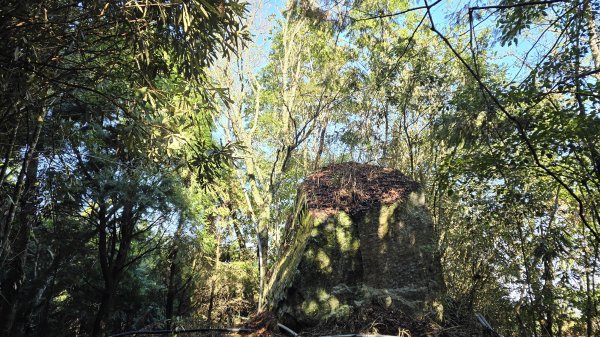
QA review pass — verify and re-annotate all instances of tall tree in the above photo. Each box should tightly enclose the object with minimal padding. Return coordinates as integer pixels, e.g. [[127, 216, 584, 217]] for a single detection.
[[209, 0, 351, 309], [424, 0, 600, 334], [0, 0, 247, 335]]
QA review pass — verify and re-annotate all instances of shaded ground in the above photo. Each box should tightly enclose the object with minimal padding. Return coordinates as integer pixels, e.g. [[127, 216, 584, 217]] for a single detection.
[[244, 309, 478, 337]]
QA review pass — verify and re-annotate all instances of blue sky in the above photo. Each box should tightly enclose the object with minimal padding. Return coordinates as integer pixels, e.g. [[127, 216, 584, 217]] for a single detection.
[[241, 0, 547, 81]]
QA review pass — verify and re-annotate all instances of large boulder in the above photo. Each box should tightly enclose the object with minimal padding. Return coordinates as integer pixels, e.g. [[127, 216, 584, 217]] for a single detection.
[[264, 162, 444, 329]]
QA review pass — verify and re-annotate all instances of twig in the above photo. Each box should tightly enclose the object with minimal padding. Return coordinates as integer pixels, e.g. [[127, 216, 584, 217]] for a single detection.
[[379, 13, 427, 87], [277, 323, 299, 337], [475, 313, 501, 337], [351, 0, 442, 22], [469, 0, 567, 11]]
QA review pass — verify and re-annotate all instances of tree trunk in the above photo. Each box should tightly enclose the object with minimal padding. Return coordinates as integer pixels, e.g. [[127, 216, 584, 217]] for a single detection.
[[28, 265, 58, 336], [207, 281, 216, 323], [92, 284, 115, 337], [165, 218, 185, 329], [92, 194, 136, 337], [542, 256, 554, 337], [92, 200, 113, 337], [257, 220, 268, 312], [541, 191, 559, 337], [21, 247, 63, 335], [0, 110, 45, 266], [0, 147, 40, 336], [313, 119, 329, 170], [0, 119, 19, 188], [584, 1, 600, 82], [207, 229, 221, 324], [231, 220, 247, 256], [227, 199, 247, 256], [584, 250, 593, 337], [165, 250, 179, 329]]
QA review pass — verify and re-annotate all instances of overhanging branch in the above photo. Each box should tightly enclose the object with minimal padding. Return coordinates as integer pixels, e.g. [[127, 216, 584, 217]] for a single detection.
[[423, 0, 600, 243]]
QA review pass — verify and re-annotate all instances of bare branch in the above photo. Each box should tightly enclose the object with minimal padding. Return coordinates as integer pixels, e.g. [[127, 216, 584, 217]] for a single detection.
[[351, 0, 442, 22], [469, 0, 569, 12]]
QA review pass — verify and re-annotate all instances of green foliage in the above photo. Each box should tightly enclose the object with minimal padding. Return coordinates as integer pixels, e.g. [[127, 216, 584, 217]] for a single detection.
[[2, 0, 599, 336]]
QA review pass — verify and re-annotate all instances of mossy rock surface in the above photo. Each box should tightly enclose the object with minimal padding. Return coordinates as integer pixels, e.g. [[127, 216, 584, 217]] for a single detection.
[[265, 162, 444, 329]]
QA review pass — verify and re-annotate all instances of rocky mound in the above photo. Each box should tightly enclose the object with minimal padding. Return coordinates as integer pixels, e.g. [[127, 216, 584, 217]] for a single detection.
[[265, 162, 444, 332]]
